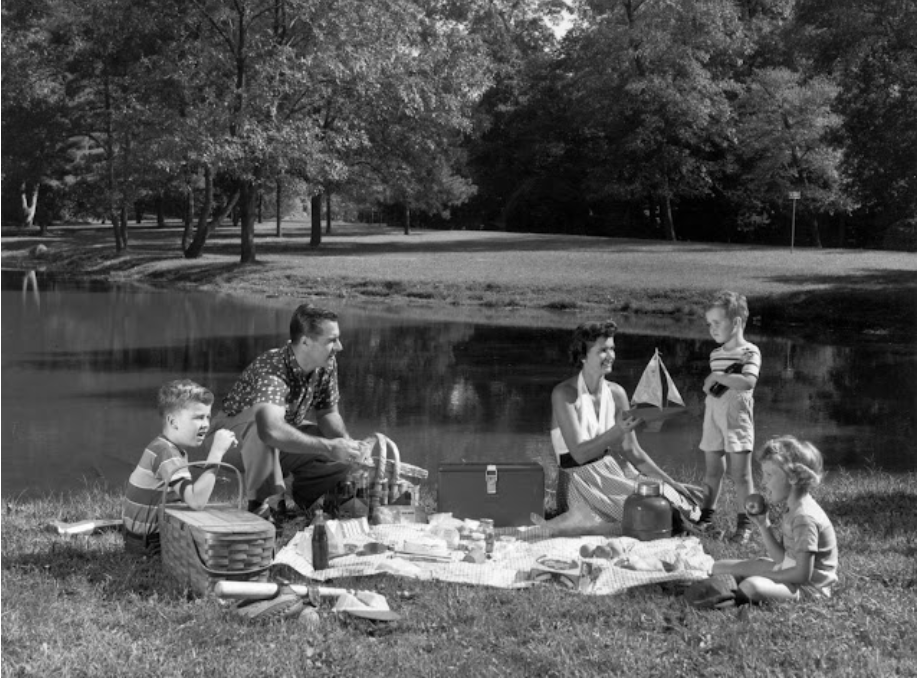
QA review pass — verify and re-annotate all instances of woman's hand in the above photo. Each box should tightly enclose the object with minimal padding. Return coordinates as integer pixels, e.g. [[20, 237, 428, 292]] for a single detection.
[[678, 483, 707, 504], [613, 410, 643, 438]]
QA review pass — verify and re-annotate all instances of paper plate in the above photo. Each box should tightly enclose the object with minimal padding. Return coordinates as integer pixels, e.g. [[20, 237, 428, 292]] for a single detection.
[[333, 592, 401, 622]]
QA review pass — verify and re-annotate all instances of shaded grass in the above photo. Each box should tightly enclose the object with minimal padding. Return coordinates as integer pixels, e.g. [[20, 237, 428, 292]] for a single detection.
[[3, 470, 915, 677], [3, 222, 915, 339]]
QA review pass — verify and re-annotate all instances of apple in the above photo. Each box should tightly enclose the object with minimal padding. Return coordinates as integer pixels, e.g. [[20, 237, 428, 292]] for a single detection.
[[744, 493, 767, 516], [592, 544, 613, 559]]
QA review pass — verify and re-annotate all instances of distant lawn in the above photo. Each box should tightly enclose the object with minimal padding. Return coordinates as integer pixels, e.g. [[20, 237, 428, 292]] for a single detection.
[[3, 221, 915, 337]]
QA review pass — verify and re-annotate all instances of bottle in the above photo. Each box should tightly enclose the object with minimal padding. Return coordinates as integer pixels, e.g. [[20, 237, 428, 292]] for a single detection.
[[311, 508, 329, 571], [480, 519, 495, 554], [622, 480, 672, 541]]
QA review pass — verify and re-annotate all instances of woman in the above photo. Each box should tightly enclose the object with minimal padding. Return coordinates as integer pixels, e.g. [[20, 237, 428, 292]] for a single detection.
[[533, 320, 703, 536]]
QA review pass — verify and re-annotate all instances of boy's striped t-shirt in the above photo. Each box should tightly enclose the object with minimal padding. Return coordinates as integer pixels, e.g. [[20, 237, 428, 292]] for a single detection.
[[709, 342, 762, 382], [122, 436, 192, 536]]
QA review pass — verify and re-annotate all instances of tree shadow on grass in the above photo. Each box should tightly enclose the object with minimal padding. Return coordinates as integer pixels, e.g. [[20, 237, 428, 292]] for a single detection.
[[755, 270, 917, 334], [5, 537, 193, 602]]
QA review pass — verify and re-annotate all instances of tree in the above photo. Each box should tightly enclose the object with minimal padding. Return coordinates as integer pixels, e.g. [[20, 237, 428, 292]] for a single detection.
[[731, 67, 852, 246], [795, 0, 917, 234], [557, 0, 743, 239], [1, 0, 70, 232]]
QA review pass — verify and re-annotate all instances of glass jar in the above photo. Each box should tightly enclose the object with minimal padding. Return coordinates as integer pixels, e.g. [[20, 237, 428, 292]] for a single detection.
[[622, 480, 672, 541], [480, 518, 495, 554]]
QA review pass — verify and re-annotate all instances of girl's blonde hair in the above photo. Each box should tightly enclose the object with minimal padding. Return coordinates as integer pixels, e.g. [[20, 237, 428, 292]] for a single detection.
[[757, 435, 824, 491]]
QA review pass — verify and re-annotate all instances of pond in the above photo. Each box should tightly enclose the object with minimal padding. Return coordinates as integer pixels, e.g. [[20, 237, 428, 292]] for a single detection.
[[2, 270, 915, 499]]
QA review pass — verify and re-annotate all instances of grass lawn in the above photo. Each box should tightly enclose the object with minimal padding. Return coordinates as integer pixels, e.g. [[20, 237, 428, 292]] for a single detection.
[[3, 220, 915, 339], [2, 470, 915, 677], [2, 222, 916, 676]]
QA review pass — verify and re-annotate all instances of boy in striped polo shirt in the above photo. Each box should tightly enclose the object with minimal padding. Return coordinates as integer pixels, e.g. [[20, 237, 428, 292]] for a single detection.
[[122, 380, 237, 555], [699, 291, 762, 544]]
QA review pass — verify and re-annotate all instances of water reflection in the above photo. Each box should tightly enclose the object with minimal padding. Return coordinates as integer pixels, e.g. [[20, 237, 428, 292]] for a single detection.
[[2, 270, 914, 498]]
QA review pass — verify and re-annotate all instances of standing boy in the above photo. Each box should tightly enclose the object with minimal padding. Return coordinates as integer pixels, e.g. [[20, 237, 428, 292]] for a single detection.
[[699, 291, 761, 544], [122, 380, 237, 555]]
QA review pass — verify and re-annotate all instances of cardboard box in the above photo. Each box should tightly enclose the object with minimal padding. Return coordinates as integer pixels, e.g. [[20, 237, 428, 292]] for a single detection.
[[437, 463, 544, 527]]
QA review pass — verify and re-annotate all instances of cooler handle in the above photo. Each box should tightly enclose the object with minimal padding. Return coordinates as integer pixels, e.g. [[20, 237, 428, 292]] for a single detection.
[[485, 465, 498, 495]]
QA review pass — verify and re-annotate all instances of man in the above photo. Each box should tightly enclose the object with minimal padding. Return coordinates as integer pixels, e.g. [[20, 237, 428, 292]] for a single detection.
[[212, 304, 364, 515]]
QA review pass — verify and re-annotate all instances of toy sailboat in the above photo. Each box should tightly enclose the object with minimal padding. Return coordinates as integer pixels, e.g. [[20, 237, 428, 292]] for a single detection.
[[626, 349, 689, 431]]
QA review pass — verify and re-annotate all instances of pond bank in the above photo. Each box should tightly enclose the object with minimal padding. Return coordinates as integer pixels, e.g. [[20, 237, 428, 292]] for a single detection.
[[3, 221, 916, 340]]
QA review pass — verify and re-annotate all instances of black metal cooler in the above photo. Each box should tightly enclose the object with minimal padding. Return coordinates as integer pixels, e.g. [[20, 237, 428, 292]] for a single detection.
[[437, 463, 545, 527]]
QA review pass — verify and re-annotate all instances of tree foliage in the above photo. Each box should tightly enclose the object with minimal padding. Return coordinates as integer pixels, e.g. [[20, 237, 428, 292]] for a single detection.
[[3, 0, 913, 249]]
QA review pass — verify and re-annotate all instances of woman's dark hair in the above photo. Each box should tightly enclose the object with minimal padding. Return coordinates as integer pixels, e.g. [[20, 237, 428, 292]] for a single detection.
[[290, 304, 338, 341], [569, 320, 618, 367]]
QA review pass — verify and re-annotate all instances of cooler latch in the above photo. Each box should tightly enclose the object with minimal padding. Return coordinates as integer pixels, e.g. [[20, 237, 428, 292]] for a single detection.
[[485, 465, 498, 494]]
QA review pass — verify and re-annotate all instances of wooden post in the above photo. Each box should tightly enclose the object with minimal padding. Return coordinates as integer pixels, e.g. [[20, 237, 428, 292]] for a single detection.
[[788, 191, 800, 252]]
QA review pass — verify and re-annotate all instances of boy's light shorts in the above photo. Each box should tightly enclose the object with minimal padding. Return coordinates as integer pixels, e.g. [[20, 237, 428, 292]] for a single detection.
[[700, 390, 754, 453]]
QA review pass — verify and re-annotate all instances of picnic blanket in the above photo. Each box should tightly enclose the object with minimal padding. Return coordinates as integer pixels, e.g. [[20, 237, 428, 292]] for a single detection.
[[273, 519, 714, 596]]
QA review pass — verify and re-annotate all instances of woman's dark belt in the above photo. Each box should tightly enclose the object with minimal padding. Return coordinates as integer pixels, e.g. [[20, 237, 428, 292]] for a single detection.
[[559, 454, 581, 470]]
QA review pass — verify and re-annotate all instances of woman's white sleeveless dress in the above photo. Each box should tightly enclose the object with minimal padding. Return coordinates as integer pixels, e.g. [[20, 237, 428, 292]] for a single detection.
[[552, 372, 700, 523]]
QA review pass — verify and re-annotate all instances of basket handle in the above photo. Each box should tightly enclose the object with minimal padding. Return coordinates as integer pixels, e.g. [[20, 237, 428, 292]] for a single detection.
[[158, 461, 245, 522]]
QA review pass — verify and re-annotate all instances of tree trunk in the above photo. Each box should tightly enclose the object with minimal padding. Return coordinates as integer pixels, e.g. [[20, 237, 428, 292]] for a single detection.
[[646, 196, 657, 232], [404, 204, 411, 235], [276, 178, 282, 237], [325, 192, 332, 234], [20, 182, 39, 228], [310, 194, 322, 247], [110, 208, 126, 252], [240, 179, 258, 264], [181, 185, 195, 251], [810, 214, 822, 248], [120, 204, 130, 249], [185, 190, 240, 258], [661, 194, 677, 241], [257, 190, 263, 224], [103, 72, 123, 253], [184, 165, 215, 258]]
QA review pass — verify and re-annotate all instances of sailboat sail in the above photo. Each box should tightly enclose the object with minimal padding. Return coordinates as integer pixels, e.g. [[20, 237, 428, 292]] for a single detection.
[[662, 359, 685, 406], [628, 349, 688, 426], [631, 349, 665, 408]]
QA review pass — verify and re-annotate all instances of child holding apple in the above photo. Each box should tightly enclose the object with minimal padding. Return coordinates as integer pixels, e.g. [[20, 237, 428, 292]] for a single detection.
[[710, 436, 838, 602]]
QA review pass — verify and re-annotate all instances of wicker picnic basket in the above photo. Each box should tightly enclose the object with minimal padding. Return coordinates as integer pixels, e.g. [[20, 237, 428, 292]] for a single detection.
[[159, 462, 274, 595]]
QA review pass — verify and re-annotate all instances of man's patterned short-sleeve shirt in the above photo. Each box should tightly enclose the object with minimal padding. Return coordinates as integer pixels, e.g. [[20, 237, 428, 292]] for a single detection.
[[222, 343, 340, 426]]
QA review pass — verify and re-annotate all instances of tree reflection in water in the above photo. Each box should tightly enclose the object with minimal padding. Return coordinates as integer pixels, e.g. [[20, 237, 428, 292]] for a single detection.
[[2, 272, 914, 498]]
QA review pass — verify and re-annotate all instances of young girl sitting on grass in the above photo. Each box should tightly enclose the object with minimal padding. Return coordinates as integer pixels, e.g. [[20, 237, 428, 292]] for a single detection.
[[711, 435, 838, 602]]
